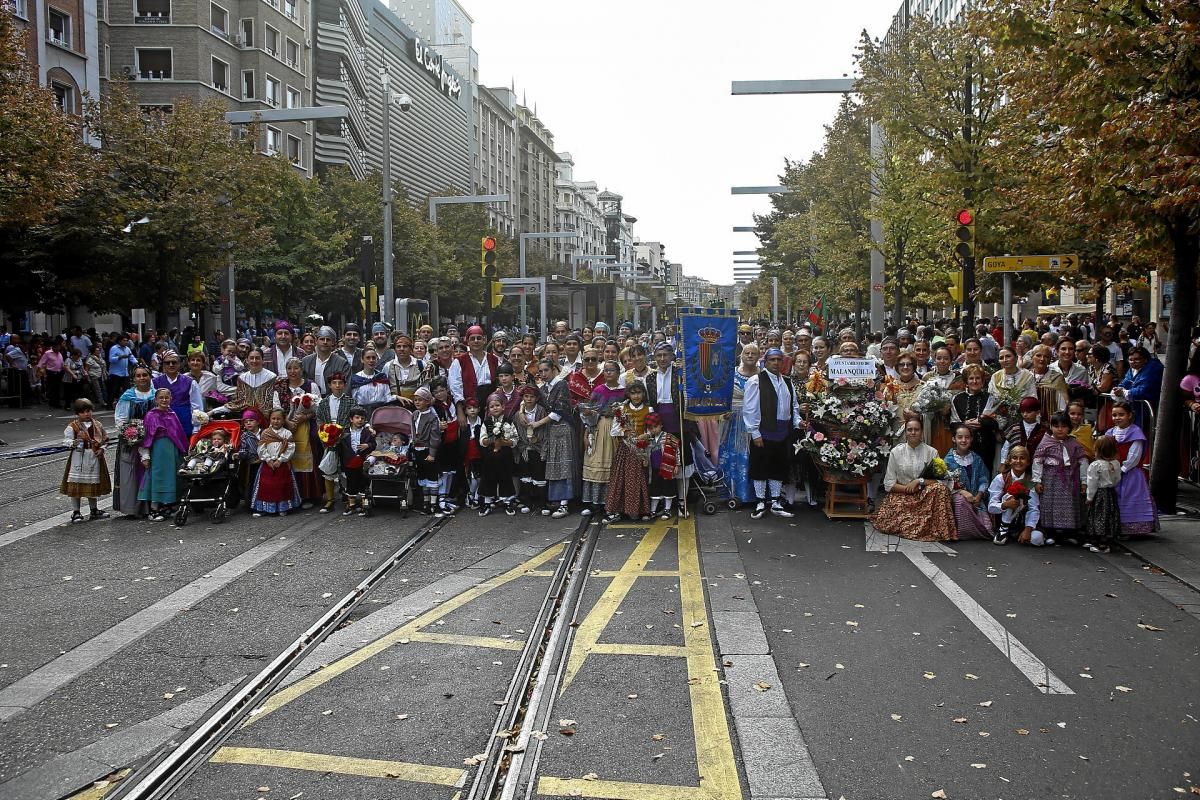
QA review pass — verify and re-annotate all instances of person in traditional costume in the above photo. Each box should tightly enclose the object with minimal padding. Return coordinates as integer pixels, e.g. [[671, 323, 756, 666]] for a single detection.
[[274, 357, 322, 507], [337, 405, 375, 516], [112, 366, 155, 518], [515, 385, 548, 513], [943, 422, 992, 539], [579, 361, 625, 516], [604, 381, 653, 522], [491, 363, 522, 419], [1085, 435, 1123, 553], [786, 350, 820, 509], [314, 373, 351, 513], [152, 350, 203, 437], [644, 412, 682, 520], [302, 326, 350, 397], [987, 445, 1047, 545], [1105, 400, 1159, 536], [1000, 396, 1048, 465], [719, 343, 760, 506], [250, 407, 301, 517], [409, 386, 444, 517], [60, 398, 111, 523], [1067, 399, 1096, 460], [384, 334, 423, 405], [350, 347, 392, 415], [449, 325, 500, 420], [185, 351, 224, 410], [1029, 344, 1069, 420], [742, 348, 800, 520], [224, 348, 278, 420], [870, 415, 956, 542], [138, 387, 188, 521], [477, 394, 520, 516], [1033, 411, 1089, 543], [950, 364, 998, 471], [530, 358, 576, 518], [986, 347, 1037, 426]]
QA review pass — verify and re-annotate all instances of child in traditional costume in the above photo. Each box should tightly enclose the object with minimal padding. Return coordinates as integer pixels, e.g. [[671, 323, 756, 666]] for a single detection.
[[645, 412, 681, 520], [60, 398, 111, 523], [250, 408, 300, 517]]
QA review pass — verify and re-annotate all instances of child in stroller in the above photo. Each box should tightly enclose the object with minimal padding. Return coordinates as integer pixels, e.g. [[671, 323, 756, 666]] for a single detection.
[[180, 428, 232, 475], [368, 432, 411, 475]]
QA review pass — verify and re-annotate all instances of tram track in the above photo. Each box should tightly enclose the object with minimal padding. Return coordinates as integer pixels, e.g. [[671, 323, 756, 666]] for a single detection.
[[101, 511, 456, 800]]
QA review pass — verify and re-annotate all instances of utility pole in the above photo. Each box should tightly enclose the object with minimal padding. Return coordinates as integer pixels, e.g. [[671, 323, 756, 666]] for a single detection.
[[961, 54, 976, 332]]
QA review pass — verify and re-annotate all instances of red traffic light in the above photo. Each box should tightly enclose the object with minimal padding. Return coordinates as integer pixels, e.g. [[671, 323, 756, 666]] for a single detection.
[[956, 209, 974, 226], [482, 236, 497, 251]]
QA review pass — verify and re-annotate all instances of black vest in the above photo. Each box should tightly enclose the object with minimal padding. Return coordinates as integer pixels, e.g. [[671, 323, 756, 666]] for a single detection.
[[758, 370, 795, 440]]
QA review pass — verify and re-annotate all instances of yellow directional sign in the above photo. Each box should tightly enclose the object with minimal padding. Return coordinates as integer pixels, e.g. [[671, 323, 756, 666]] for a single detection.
[[982, 254, 1078, 273]]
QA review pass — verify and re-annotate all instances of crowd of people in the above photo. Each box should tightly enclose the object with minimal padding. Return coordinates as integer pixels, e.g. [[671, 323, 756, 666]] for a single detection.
[[26, 310, 1195, 544]]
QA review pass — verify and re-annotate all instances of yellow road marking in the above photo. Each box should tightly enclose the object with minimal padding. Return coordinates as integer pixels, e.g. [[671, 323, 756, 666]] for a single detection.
[[593, 569, 680, 578], [588, 642, 688, 657], [243, 542, 566, 726], [66, 769, 130, 800], [560, 521, 673, 693], [537, 776, 705, 800], [406, 631, 524, 650], [677, 515, 742, 800], [210, 746, 465, 786]]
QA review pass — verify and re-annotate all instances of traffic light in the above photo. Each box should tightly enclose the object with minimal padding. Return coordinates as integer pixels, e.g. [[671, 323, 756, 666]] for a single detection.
[[489, 281, 503, 309], [947, 270, 963, 303], [954, 209, 975, 264], [481, 235, 497, 278]]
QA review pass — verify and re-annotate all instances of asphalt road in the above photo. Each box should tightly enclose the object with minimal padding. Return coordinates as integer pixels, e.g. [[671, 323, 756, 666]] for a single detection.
[[0, 413, 1197, 800]]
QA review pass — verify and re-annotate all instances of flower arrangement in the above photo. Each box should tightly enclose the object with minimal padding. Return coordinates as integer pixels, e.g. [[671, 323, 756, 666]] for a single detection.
[[290, 392, 320, 412], [191, 409, 210, 428], [921, 456, 949, 480], [119, 420, 146, 447], [809, 394, 897, 442], [795, 430, 885, 477], [1003, 480, 1030, 499], [911, 382, 953, 415], [799, 377, 895, 479], [317, 422, 343, 446]]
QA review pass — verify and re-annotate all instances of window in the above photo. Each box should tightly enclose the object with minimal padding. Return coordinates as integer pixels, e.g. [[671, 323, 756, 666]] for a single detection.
[[46, 8, 70, 47], [241, 69, 255, 99], [211, 56, 229, 92], [139, 103, 174, 115], [135, 0, 170, 22], [50, 81, 74, 114], [210, 2, 228, 37], [285, 38, 300, 69], [265, 126, 281, 155], [136, 48, 172, 79], [283, 0, 296, 18], [264, 24, 279, 57], [239, 18, 253, 47], [285, 85, 300, 109], [286, 135, 302, 164], [264, 74, 280, 106], [11, 0, 27, 19]]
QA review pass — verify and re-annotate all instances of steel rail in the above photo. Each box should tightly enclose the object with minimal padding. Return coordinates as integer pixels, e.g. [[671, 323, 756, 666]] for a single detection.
[[466, 516, 601, 800], [104, 513, 453, 800]]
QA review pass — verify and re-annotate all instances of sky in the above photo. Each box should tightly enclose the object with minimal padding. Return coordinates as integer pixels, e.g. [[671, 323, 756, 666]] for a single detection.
[[469, 0, 901, 285]]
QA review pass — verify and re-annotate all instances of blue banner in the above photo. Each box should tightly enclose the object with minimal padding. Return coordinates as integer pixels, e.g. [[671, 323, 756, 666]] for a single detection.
[[679, 308, 737, 416]]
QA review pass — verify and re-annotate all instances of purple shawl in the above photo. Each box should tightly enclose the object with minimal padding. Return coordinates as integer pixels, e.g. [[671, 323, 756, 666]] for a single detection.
[[142, 407, 189, 454]]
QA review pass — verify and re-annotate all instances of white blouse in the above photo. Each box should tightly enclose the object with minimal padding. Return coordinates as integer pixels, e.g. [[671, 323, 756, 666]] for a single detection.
[[883, 442, 938, 491]]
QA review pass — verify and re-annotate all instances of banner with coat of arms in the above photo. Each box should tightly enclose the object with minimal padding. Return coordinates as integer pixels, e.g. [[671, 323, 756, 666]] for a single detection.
[[679, 307, 737, 416]]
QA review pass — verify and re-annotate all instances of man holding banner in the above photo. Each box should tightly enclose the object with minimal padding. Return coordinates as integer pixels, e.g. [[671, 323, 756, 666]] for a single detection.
[[742, 348, 801, 520]]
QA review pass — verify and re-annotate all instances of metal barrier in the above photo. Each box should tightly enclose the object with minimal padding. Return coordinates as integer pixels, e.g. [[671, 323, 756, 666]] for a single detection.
[[0, 367, 29, 408]]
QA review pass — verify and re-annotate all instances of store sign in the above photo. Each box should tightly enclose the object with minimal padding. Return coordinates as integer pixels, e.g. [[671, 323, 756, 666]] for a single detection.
[[412, 37, 461, 100]]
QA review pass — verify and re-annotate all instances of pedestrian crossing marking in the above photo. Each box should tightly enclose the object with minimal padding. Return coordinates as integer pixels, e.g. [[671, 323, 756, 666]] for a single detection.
[[538, 776, 706, 800], [404, 631, 526, 650], [210, 747, 465, 786]]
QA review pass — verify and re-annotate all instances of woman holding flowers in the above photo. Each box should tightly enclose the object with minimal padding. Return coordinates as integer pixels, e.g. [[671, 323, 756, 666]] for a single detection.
[[274, 357, 323, 506], [113, 366, 155, 518], [920, 346, 957, 453], [870, 415, 956, 542]]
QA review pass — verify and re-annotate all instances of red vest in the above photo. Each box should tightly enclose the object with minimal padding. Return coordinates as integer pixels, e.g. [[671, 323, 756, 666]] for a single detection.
[[457, 351, 500, 403]]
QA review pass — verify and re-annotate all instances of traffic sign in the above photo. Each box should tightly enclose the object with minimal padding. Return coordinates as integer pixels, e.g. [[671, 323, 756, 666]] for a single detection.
[[982, 254, 1078, 273]]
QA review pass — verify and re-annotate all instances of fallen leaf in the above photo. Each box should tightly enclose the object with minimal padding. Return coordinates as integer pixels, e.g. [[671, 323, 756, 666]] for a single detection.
[[979, 731, 990, 737], [652, 733, 665, 741], [753, 683, 771, 692], [321, 710, 333, 716], [846, 621, 859, 627], [1078, 673, 1094, 679], [395, 714, 409, 720], [257, 788, 270, 793], [964, 673, 979, 680], [1056, 722, 1067, 728], [104, 723, 119, 729], [952, 717, 968, 723], [904, 755, 914, 761], [970, 763, 986, 769], [1016, 728, 1029, 735], [1138, 623, 1165, 632], [1079, 755, 1089, 761], [835, 663, 845, 670], [560, 719, 577, 727], [798, 662, 810, 668], [932, 791, 947, 799], [923, 671, 936, 680], [651, 752, 665, 760], [463, 753, 487, 765], [581, 773, 598, 781], [891, 713, 903, 721], [530, 730, 548, 741], [690, 621, 705, 628], [1115, 685, 1132, 693], [978, 700, 993, 707], [162, 693, 174, 699], [854, 603, 865, 608], [321, 593, 332, 599], [627, 694, 639, 699]]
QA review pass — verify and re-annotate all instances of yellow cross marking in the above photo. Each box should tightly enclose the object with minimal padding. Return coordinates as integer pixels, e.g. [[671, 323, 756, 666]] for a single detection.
[[210, 747, 465, 786]]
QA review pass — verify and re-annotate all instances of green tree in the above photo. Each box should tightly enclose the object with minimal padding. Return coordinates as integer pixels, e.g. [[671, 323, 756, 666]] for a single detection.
[[977, 0, 1200, 510]]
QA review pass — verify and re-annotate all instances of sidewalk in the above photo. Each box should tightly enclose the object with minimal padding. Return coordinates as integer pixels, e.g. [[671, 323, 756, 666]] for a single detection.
[[1120, 480, 1200, 594]]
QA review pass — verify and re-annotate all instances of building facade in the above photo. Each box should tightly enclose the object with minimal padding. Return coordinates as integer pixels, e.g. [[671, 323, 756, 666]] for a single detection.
[[474, 84, 517, 236], [100, 0, 314, 171], [598, 189, 636, 272], [9, 0, 100, 123], [553, 153, 606, 269], [516, 102, 557, 256]]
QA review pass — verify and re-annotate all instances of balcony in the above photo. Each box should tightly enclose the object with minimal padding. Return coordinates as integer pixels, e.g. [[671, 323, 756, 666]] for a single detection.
[[139, 69, 171, 79], [315, 75, 367, 141], [134, 11, 169, 23]]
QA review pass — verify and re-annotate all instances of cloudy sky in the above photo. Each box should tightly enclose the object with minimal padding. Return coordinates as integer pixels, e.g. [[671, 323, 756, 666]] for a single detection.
[[469, 0, 900, 285]]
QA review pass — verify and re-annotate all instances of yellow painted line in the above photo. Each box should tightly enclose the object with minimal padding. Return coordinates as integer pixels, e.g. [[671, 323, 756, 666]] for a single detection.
[[588, 642, 688, 657], [537, 776, 705, 800], [406, 631, 524, 650], [560, 521, 672, 693], [677, 516, 742, 800], [243, 542, 566, 727], [593, 569, 680, 578], [211, 746, 465, 786], [605, 522, 658, 529]]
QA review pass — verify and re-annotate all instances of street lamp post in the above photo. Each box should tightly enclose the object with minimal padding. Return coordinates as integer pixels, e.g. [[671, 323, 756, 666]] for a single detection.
[[379, 71, 413, 326], [427, 194, 510, 328], [518, 231, 573, 335]]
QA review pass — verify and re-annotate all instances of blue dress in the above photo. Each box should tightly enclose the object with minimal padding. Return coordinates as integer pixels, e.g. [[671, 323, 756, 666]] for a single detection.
[[719, 371, 754, 503]]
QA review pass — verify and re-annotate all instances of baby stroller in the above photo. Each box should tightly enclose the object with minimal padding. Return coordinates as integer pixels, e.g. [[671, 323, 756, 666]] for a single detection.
[[175, 419, 241, 526], [363, 405, 415, 517], [685, 433, 735, 516]]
